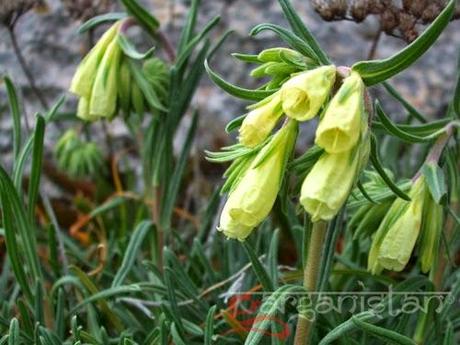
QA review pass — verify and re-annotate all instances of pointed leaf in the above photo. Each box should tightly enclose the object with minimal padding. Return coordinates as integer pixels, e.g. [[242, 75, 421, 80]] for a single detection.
[[352, 0, 455, 85]]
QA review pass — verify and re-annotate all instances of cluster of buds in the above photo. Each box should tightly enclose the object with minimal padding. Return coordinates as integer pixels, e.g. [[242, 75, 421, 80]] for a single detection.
[[55, 129, 104, 177], [217, 55, 371, 240], [368, 175, 443, 274], [70, 21, 168, 122]]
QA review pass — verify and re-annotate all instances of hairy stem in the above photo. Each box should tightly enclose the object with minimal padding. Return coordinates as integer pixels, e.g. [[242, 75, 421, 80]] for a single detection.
[[294, 221, 327, 345]]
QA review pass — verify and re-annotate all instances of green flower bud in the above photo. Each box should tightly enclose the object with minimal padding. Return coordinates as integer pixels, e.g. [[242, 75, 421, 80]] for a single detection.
[[280, 65, 336, 121], [418, 192, 443, 273], [315, 71, 366, 154], [117, 58, 132, 116], [300, 138, 368, 222], [70, 21, 121, 98], [258, 47, 303, 62], [239, 92, 283, 148], [89, 37, 122, 119], [218, 120, 298, 240], [368, 177, 426, 274]]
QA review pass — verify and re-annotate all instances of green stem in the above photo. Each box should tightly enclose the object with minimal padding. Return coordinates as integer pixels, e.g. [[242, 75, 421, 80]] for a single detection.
[[294, 221, 327, 345]]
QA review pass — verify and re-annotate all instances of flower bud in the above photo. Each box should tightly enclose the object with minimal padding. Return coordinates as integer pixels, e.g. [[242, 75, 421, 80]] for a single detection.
[[300, 139, 368, 222], [239, 92, 283, 148], [368, 177, 426, 273], [315, 71, 366, 153], [70, 21, 121, 98], [89, 37, 122, 119], [218, 120, 298, 240], [418, 192, 443, 273], [280, 65, 336, 121], [258, 47, 303, 63]]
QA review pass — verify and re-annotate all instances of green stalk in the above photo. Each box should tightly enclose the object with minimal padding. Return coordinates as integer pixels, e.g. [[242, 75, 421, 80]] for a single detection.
[[294, 221, 327, 345]]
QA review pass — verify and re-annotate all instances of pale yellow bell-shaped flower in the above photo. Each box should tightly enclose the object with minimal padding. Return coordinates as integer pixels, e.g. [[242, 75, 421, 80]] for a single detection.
[[89, 38, 122, 119], [280, 65, 336, 121], [239, 92, 283, 148], [368, 177, 426, 273], [70, 22, 121, 98], [218, 120, 298, 240], [315, 71, 366, 154], [300, 143, 363, 222]]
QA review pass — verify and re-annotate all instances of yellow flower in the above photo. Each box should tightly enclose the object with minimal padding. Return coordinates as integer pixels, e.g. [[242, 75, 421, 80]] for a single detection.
[[300, 141, 366, 222], [89, 37, 122, 119], [315, 71, 366, 154], [218, 120, 298, 240], [239, 92, 283, 148], [70, 22, 121, 98], [280, 65, 336, 121], [368, 177, 426, 274]]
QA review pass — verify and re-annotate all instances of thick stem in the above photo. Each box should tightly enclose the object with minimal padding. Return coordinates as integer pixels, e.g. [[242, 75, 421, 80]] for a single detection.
[[8, 26, 49, 110], [294, 221, 327, 345]]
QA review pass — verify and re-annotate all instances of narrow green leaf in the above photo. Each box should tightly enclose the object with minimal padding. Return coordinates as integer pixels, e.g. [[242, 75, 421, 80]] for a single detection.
[[160, 111, 198, 230], [453, 53, 460, 118], [250, 23, 319, 62], [352, 0, 455, 85], [175, 16, 220, 69], [374, 101, 432, 143], [28, 115, 45, 222], [0, 166, 43, 281], [232, 53, 261, 63], [422, 162, 447, 203], [112, 221, 153, 287], [244, 285, 305, 345], [4, 76, 21, 161], [128, 60, 167, 112], [120, 0, 159, 37], [69, 284, 142, 314], [277, 0, 331, 65], [204, 305, 217, 345], [370, 135, 411, 201], [351, 317, 416, 345], [319, 311, 376, 345], [8, 318, 19, 345], [267, 229, 280, 289], [205, 60, 276, 101], [242, 241, 275, 292], [177, 0, 200, 54], [34, 280, 44, 325], [77, 12, 127, 33], [117, 34, 155, 60]]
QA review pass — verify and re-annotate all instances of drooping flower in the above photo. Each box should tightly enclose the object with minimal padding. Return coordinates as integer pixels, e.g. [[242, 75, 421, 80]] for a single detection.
[[368, 176, 426, 274], [88, 37, 122, 119], [239, 92, 283, 148], [218, 120, 298, 240], [315, 71, 366, 154], [70, 21, 121, 99], [280, 65, 336, 121], [300, 136, 369, 222]]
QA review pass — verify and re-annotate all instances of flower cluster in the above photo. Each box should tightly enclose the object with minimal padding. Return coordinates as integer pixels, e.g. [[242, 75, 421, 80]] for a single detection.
[[70, 21, 168, 122], [368, 175, 443, 274], [216, 61, 370, 240], [300, 71, 370, 222]]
